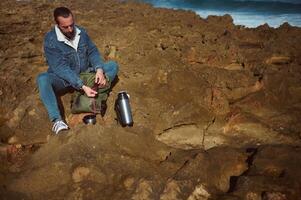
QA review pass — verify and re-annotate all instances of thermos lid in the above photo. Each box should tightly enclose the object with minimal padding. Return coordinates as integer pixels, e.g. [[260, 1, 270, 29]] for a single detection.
[[118, 91, 127, 94], [118, 91, 130, 99]]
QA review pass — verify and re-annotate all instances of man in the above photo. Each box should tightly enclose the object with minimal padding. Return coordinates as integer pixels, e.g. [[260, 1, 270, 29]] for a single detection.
[[37, 7, 118, 134]]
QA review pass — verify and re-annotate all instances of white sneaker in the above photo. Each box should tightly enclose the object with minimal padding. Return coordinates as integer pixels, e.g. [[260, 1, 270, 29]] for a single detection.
[[52, 120, 69, 134]]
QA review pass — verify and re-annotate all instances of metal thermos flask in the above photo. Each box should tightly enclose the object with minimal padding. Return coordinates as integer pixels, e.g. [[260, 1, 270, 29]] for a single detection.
[[115, 91, 133, 126]]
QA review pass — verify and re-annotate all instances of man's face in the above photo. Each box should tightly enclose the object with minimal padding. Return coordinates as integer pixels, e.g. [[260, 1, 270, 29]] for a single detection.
[[57, 14, 75, 40]]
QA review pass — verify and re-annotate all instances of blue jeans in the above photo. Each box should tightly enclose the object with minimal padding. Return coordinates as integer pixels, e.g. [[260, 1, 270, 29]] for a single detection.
[[37, 61, 119, 122]]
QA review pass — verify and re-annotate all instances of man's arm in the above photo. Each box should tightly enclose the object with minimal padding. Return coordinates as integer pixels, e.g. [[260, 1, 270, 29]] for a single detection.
[[85, 31, 105, 71], [84, 31, 107, 87], [45, 44, 98, 97], [44, 43, 84, 90]]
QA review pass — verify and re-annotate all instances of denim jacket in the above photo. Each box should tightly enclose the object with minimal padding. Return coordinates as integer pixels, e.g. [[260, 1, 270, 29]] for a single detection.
[[44, 25, 104, 89]]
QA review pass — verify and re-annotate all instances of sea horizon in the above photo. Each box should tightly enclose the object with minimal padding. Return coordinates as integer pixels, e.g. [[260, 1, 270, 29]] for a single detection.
[[141, 0, 301, 28]]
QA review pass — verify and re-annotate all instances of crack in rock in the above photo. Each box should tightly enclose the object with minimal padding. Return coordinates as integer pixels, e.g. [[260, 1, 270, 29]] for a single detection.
[[201, 117, 216, 148]]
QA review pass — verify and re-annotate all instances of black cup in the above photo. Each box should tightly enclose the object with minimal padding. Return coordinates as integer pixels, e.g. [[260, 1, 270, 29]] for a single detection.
[[83, 114, 96, 125]]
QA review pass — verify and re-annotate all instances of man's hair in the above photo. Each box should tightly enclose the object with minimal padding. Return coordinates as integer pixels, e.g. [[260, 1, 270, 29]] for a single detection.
[[53, 7, 73, 24]]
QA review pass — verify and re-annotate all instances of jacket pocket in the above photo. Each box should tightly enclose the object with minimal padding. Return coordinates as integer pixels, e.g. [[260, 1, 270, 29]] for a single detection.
[[78, 44, 88, 58], [63, 51, 76, 69], [78, 44, 89, 70]]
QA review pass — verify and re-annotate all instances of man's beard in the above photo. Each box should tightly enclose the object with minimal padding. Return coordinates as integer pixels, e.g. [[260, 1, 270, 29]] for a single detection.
[[60, 27, 76, 40]]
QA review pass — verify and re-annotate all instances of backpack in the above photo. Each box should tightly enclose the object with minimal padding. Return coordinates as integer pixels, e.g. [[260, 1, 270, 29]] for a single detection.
[[71, 72, 111, 115]]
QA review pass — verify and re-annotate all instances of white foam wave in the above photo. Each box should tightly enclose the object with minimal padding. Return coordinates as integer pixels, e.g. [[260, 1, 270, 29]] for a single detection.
[[196, 10, 301, 27]]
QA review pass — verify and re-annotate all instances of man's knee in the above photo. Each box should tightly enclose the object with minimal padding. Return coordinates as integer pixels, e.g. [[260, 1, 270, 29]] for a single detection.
[[107, 60, 119, 73], [103, 61, 119, 81]]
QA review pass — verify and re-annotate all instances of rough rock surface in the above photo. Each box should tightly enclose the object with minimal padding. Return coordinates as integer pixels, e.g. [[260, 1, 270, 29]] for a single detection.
[[0, 0, 301, 199]]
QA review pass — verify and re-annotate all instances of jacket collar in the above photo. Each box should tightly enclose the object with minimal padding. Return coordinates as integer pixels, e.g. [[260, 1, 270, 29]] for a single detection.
[[55, 25, 81, 50], [55, 25, 81, 41]]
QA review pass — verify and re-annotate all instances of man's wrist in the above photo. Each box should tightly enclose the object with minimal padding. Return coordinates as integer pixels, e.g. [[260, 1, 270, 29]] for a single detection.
[[96, 68, 104, 74]]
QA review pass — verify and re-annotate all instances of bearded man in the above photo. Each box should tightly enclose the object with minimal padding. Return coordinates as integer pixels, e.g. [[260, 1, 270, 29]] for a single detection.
[[37, 7, 118, 134]]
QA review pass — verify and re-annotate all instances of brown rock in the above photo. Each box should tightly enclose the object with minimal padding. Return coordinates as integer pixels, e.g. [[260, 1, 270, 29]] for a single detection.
[[288, 86, 301, 102], [174, 147, 248, 193], [8, 162, 70, 193], [245, 192, 261, 200], [124, 177, 135, 190], [72, 166, 90, 183], [226, 80, 264, 101], [223, 112, 296, 146], [6, 106, 26, 129], [266, 56, 292, 65], [157, 69, 168, 84], [67, 113, 87, 128], [1, 0, 301, 199], [105, 45, 117, 60], [156, 124, 203, 150], [186, 47, 203, 64], [132, 179, 153, 200], [207, 87, 230, 115], [28, 109, 36, 116], [7, 136, 19, 144], [187, 184, 211, 200], [224, 63, 244, 71], [160, 180, 181, 200], [262, 192, 287, 200]]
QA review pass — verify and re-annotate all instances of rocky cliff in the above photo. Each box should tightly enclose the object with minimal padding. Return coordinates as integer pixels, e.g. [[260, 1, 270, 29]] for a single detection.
[[0, 0, 301, 199]]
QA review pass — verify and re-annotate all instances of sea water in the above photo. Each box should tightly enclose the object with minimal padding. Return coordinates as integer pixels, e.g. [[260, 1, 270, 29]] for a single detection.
[[141, 0, 301, 28]]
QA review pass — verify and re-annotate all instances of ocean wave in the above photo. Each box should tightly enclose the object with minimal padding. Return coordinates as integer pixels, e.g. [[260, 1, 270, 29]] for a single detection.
[[142, 0, 301, 27], [143, 0, 301, 13], [197, 10, 301, 27]]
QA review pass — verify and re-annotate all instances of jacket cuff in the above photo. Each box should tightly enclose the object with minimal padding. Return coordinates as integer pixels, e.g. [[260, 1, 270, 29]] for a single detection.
[[95, 65, 103, 71], [75, 79, 84, 90]]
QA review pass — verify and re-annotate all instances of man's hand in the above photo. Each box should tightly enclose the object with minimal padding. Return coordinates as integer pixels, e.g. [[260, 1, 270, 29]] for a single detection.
[[82, 85, 98, 97], [95, 68, 107, 88]]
